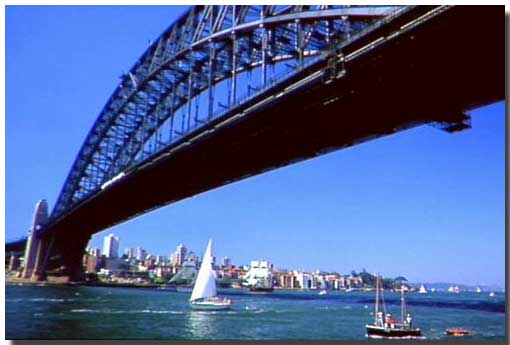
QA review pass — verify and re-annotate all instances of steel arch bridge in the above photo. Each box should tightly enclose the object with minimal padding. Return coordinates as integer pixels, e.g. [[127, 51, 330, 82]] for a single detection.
[[51, 5, 398, 220], [6, 5, 503, 281]]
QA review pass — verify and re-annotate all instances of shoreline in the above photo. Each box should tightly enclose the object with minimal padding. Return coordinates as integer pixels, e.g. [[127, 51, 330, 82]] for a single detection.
[[6, 277, 167, 289], [5, 278, 370, 292]]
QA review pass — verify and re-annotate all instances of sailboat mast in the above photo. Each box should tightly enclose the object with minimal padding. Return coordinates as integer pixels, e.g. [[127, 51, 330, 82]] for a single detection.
[[375, 275, 379, 323], [400, 285, 406, 321]]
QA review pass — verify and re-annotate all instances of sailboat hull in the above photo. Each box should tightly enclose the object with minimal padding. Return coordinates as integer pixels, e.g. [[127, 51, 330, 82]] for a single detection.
[[190, 301, 232, 310]]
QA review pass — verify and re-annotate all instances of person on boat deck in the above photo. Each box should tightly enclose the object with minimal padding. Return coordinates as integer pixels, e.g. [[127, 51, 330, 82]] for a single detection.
[[406, 313, 413, 327], [385, 314, 395, 328], [376, 311, 384, 327]]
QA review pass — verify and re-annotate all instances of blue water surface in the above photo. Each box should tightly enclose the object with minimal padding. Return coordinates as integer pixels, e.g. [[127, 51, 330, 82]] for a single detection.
[[5, 284, 505, 340]]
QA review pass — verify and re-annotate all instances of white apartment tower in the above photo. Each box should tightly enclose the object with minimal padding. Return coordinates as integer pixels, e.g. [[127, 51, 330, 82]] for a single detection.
[[171, 244, 187, 266], [103, 234, 119, 258]]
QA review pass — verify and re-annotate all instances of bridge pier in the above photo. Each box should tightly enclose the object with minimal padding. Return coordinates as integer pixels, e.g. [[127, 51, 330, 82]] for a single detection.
[[42, 230, 91, 282], [30, 236, 50, 281], [8, 254, 20, 272], [13, 200, 93, 282], [21, 228, 39, 278], [21, 200, 48, 279]]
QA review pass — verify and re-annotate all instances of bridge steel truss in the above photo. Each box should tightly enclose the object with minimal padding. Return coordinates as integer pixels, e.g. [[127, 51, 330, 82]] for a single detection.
[[51, 5, 399, 220]]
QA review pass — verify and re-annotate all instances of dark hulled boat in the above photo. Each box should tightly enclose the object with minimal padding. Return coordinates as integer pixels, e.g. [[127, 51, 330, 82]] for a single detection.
[[365, 275, 424, 339], [366, 324, 423, 339], [248, 286, 274, 292]]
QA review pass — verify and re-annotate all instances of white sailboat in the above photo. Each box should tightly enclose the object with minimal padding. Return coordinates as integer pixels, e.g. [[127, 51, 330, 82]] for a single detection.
[[418, 285, 427, 294], [448, 285, 460, 293], [189, 239, 232, 310]]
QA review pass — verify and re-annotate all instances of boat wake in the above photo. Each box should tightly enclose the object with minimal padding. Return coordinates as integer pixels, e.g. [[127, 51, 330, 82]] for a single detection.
[[70, 308, 185, 314]]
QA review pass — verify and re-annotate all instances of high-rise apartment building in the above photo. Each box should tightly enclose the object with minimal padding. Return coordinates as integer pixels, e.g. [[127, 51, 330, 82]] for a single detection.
[[222, 256, 232, 267], [103, 234, 119, 258], [136, 247, 147, 261], [89, 247, 101, 257], [125, 247, 135, 259], [171, 244, 187, 266]]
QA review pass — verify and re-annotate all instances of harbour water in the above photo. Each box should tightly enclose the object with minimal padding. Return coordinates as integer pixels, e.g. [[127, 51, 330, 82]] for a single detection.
[[6, 284, 505, 340]]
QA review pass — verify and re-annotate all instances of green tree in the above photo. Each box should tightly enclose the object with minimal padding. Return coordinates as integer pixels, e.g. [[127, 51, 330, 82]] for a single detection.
[[359, 271, 376, 287]]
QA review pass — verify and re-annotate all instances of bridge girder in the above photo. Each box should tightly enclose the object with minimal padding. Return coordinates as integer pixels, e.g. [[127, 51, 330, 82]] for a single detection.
[[6, 6, 503, 282], [51, 5, 397, 220]]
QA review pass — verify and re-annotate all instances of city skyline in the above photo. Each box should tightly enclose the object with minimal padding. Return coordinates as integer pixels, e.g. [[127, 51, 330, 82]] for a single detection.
[[86, 232, 504, 289], [6, 6, 505, 287]]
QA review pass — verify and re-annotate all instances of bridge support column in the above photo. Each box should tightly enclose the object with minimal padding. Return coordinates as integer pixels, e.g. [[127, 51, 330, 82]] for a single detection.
[[21, 229, 40, 278], [30, 236, 50, 281], [43, 230, 91, 283], [22, 199, 48, 279], [8, 254, 20, 272], [21, 199, 49, 279]]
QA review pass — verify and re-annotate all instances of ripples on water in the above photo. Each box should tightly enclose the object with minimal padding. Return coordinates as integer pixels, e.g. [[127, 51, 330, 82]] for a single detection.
[[5, 284, 505, 340]]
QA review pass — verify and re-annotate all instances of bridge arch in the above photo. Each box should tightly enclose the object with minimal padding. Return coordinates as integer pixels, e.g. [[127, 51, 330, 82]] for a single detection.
[[6, 6, 503, 282], [51, 5, 396, 220]]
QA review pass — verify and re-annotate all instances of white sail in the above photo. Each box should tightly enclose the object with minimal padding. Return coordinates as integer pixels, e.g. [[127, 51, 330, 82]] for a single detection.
[[190, 239, 217, 302]]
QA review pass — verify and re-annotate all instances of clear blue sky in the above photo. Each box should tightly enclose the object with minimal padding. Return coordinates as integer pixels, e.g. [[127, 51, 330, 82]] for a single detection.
[[6, 6, 505, 287]]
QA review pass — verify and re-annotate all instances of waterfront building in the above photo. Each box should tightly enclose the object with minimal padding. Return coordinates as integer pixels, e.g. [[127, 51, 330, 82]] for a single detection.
[[104, 257, 121, 270], [85, 255, 98, 273], [89, 247, 101, 257], [187, 251, 199, 264], [323, 274, 343, 290], [222, 256, 232, 268], [314, 272, 326, 289], [170, 244, 187, 267], [347, 275, 363, 288], [98, 268, 124, 276], [295, 271, 314, 289], [125, 248, 135, 259], [155, 255, 166, 265], [218, 265, 244, 279], [144, 257, 156, 269], [103, 234, 119, 258], [137, 263, 149, 272], [136, 247, 147, 261], [155, 266, 173, 279], [279, 271, 297, 289]]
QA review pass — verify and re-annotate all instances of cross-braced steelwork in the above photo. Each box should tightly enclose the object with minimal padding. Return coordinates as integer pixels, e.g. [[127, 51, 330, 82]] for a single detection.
[[51, 5, 400, 219], [7, 5, 503, 281], [51, 5, 399, 219]]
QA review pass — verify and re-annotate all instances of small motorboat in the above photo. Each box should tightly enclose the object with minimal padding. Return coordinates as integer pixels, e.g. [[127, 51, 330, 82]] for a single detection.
[[445, 328, 473, 337], [319, 289, 327, 295]]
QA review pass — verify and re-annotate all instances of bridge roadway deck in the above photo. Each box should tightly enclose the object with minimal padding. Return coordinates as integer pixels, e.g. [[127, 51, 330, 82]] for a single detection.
[[24, 6, 502, 279]]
